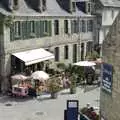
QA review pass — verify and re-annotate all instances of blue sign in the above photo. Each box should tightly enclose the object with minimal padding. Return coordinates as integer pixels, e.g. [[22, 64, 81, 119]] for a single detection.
[[64, 100, 79, 120], [102, 63, 113, 93]]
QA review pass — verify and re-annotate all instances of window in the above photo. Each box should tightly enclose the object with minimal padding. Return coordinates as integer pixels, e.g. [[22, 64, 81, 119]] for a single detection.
[[54, 20, 59, 35], [87, 3, 91, 13], [55, 47, 59, 61], [43, 20, 48, 33], [14, 21, 21, 37], [14, 0, 18, 6], [82, 20, 86, 32], [73, 44, 77, 63], [64, 45, 69, 59], [64, 20, 68, 34], [87, 41, 92, 53], [30, 21, 35, 33], [72, 2, 76, 12], [81, 43, 84, 61], [87, 20, 93, 32]]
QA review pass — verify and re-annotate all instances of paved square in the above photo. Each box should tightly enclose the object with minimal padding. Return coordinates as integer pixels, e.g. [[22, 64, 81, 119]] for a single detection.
[[0, 86, 100, 120]]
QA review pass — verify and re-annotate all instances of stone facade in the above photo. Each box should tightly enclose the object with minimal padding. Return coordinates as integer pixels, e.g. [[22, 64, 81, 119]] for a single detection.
[[0, 0, 95, 92], [100, 11, 120, 120]]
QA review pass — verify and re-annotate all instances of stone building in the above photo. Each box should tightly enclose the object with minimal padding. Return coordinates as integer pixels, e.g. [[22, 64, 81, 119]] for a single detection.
[[0, 0, 95, 92], [94, 0, 120, 56], [100, 10, 120, 120]]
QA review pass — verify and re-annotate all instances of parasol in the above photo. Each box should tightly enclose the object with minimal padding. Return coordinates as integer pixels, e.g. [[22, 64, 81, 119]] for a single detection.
[[11, 74, 30, 81], [73, 61, 96, 67], [31, 71, 49, 81]]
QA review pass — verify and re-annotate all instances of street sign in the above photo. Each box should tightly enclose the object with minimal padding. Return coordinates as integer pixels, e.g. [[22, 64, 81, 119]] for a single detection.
[[102, 63, 113, 93]]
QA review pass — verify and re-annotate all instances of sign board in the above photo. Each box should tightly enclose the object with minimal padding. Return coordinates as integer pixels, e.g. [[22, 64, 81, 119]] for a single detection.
[[64, 100, 79, 120], [102, 63, 113, 93], [67, 100, 79, 110]]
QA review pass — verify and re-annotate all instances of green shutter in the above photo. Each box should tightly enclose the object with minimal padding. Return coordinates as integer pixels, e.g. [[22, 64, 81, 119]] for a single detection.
[[36, 21, 40, 38], [49, 21, 52, 36], [22, 21, 27, 39], [40, 21, 44, 37], [27, 21, 31, 38], [10, 24, 14, 41]]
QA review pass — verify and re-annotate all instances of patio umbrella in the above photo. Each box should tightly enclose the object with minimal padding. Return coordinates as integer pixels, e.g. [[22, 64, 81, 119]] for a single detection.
[[73, 61, 96, 67], [11, 74, 31, 85], [31, 71, 49, 81], [73, 61, 96, 85], [11, 74, 30, 81]]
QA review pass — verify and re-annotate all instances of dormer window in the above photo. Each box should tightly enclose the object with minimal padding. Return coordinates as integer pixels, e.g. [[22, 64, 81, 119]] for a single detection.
[[13, 0, 19, 10], [14, 0, 18, 6], [87, 2, 91, 14], [42, 0, 46, 11], [72, 2, 76, 12]]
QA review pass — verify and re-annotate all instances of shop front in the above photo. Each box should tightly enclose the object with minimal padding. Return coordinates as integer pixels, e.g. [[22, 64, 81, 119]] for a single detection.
[[11, 48, 54, 75]]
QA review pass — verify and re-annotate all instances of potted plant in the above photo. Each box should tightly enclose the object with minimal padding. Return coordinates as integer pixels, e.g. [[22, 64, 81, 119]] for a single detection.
[[47, 77, 61, 99], [70, 74, 76, 94]]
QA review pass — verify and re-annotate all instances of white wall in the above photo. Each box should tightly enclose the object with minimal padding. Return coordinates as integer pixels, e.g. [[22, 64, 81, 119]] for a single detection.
[[100, 7, 119, 44], [102, 8, 119, 26]]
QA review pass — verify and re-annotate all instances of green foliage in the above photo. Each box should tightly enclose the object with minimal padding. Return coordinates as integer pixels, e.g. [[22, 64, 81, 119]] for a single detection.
[[47, 77, 62, 93], [80, 107, 88, 114], [56, 62, 85, 83], [70, 74, 76, 94], [86, 51, 100, 60], [57, 62, 66, 70]]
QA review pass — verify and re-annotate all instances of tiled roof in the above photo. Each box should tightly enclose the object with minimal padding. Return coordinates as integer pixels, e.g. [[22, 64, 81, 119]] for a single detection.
[[0, 0, 93, 17], [100, 0, 120, 7]]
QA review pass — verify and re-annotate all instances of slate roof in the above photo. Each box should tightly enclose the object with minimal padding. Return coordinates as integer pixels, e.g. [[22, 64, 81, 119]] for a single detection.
[[99, 0, 120, 7], [0, 0, 93, 17]]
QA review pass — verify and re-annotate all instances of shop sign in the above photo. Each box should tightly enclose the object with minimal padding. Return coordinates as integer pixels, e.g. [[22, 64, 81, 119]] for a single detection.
[[102, 63, 113, 93]]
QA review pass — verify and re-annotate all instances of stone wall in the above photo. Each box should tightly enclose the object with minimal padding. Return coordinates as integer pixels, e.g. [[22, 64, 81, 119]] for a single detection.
[[100, 11, 120, 120]]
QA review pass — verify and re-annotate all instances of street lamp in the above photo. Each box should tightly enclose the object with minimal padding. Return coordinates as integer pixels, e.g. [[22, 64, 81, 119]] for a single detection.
[[78, 16, 81, 61]]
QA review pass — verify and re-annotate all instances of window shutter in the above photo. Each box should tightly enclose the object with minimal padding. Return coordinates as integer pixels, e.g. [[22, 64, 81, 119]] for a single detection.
[[71, 20, 73, 34], [27, 21, 31, 38], [76, 20, 79, 33], [22, 21, 27, 39], [48, 21, 52, 36], [35, 21, 40, 38], [40, 21, 44, 37], [10, 24, 14, 41]]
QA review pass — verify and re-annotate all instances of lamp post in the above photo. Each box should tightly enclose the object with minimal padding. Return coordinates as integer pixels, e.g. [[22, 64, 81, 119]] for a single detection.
[[78, 16, 81, 61]]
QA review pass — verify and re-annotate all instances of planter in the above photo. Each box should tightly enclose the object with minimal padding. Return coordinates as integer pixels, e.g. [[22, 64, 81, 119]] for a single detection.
[[51, 92, 58, 99], [70, 87, 76, 94]]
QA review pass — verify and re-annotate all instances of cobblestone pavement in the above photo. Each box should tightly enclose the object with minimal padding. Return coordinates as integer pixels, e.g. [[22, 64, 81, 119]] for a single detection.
[[0, 85, 100, 120]]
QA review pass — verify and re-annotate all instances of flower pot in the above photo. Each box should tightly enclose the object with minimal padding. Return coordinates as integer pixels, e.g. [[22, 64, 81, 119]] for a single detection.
[[70, 87, 76, 94], [51, 92, 58, 99]]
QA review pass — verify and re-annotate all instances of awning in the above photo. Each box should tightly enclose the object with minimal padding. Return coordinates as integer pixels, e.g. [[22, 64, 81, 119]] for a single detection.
[[12, 48, 54, 66]]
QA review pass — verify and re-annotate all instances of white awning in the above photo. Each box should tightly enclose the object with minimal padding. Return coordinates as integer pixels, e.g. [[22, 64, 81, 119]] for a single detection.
[[12, 48, 54, 66]]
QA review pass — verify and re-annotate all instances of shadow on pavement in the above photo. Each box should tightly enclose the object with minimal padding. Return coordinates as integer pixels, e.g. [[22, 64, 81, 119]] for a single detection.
[[60, 91, 70, 95], [84, 85, 99, 93], [0, 95, 34, 104]]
